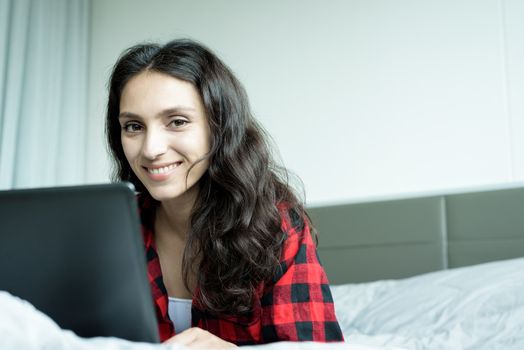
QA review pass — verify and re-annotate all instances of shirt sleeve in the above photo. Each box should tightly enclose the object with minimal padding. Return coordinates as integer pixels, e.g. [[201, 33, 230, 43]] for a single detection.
[[259, 208, 344, 342]]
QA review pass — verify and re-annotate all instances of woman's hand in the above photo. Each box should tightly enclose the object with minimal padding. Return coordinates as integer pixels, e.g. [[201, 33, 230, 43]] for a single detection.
[[163, 327, 237, 349]]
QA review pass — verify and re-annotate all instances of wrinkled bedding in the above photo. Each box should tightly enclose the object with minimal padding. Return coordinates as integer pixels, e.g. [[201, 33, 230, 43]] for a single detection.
[[2, 257, 524, 349], [331, 257, 524, 349]]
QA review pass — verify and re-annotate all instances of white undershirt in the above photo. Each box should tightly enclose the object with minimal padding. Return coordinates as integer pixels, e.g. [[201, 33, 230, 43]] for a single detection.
[[168, 297, 192, 334]]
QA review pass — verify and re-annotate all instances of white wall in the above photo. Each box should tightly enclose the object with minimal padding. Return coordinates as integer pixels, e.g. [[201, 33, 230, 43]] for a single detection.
[[87, 0, 524, 205]]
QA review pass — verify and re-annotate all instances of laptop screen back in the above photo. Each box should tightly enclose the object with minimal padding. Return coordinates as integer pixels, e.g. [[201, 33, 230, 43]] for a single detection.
[[0, 183, 159, 342]]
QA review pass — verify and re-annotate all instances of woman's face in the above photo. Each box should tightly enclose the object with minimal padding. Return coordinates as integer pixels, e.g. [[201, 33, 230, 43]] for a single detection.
[[118, 71, 211, 203]]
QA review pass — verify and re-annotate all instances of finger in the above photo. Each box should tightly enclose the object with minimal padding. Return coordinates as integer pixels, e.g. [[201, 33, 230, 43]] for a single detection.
[[184, 330, 237, 349], [163, 328, 199, 345]]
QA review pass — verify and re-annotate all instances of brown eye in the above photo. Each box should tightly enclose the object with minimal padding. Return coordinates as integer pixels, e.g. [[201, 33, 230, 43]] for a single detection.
[[123, 122, 143, 132], [169, 119, 188, 128]]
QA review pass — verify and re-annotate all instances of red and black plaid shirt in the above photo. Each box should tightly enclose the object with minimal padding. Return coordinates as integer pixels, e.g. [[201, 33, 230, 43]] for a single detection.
[[139, 197, 344, 345]]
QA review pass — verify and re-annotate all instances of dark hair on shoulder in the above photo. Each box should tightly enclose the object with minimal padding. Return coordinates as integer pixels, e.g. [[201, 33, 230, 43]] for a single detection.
[[106, 38, 311, 315]]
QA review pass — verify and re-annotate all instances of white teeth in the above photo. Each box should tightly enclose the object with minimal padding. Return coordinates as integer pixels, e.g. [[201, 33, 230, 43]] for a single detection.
[[147, 163, 179, 174]]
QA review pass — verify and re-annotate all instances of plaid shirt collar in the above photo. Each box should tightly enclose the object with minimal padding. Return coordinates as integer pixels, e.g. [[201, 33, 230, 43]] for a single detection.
[[139, 195, 175, 340]]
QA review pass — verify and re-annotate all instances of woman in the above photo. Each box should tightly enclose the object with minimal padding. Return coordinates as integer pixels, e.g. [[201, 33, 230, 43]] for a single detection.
[[106, 39, 343, 348]]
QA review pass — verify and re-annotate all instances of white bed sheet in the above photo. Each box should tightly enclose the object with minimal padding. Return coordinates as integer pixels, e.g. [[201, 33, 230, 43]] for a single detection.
[[331, 257, 524, 349]]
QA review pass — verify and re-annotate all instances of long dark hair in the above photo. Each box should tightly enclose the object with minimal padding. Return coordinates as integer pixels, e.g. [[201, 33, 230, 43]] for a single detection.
[[106, 39, 309, 315]]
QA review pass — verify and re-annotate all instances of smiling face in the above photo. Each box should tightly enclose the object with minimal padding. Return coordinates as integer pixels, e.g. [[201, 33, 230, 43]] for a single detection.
[[118, 71, 211, 204]]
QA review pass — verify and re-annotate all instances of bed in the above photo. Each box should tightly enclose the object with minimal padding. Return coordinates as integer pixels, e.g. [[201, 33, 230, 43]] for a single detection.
[[329, 257, 524, 349], [307, 183, 524, 349], [2, 184, 524, 349]]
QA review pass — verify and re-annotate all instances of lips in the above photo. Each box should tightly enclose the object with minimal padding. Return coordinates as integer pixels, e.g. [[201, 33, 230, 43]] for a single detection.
[[143, 162, 182, 175]]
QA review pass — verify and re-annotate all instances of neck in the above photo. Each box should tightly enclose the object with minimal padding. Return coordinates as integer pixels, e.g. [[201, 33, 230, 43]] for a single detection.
[[155, 204, 188, 241], [155, 186, 199, 241]]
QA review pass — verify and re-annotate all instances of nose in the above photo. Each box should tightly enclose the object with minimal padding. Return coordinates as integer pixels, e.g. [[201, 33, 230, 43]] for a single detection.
[[141, 128, 168, 160]]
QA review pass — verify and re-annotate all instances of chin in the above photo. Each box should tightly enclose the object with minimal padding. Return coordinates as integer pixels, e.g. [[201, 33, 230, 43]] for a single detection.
[[140, 177, 200, 204], [147, 190, 178, 202], [143, 184, 185, 202]]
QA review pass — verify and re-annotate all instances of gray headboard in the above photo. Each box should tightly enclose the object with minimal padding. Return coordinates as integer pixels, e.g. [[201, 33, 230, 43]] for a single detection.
[[307, 185, 524, 284]]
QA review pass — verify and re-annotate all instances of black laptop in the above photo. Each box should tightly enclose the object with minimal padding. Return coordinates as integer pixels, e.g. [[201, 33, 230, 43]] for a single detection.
[[0, 183, 159, 342]]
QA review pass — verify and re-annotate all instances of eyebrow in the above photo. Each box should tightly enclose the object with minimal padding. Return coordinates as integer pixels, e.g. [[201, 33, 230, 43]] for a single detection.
[[118, 106, 197, 120]]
